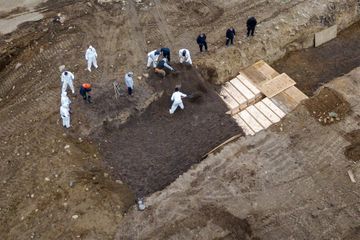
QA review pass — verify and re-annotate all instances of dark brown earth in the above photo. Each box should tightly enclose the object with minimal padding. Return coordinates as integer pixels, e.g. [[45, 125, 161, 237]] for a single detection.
[[344, 130, 360, 162], [93, 64, 243, 197], [304, 87, 351, 125], [273, 21, 360, 96]]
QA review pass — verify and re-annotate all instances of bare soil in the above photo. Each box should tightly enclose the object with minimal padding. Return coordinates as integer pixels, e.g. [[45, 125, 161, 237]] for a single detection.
[[93, 64, 242, 197], [304, 87, 351, 125], [273, 21, 360, 96], [0, 0, 359, 239], [344, 130, 360, 162]]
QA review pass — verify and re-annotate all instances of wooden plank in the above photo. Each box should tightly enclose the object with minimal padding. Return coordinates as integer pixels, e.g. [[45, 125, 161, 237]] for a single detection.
[[233, 114, 255, 135], [219, 87, 239, 114], [202, 134, 243, 159], [254, 101, 281, 123], [223, 82, 247, 109], [239, 109, 263, 133], [246, 105, 273, 128], [272, 92, 299, 113], [259, 73, 296, 98], [230, 78, 256, 103], [262, 98, 286, 117], [315, 25, 337, 47], [283, 86, 308, 102], [236, 73, 262, 98], [347, 170, 356, 183], [253, 60, 280, 79], [241, 60, 280, 86]]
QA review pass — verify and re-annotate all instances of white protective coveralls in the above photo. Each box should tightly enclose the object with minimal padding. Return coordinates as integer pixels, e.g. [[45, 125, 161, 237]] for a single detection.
[[60, 104, 70, 128], [61, 91, 71, 108], [179, 49, 192, 65], [85, 45, 98, 71], [61, 71, 75, 94], [169, 90, 187, 114], [147, 50, 160, 68]]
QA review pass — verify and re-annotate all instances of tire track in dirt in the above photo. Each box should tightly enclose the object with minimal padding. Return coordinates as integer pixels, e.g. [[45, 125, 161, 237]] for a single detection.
[[0, 37, 76, 99], [127, 0, 147, 57], [152, 0, 175, 46]]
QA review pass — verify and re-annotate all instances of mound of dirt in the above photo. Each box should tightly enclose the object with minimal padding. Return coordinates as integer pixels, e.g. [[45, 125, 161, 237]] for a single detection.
[[304, 87, 351, 125], [93, 64, 243, 197]]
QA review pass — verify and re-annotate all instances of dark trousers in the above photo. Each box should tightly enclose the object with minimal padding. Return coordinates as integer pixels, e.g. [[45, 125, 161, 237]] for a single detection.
[[163, 52, 170, 62], [128, 87, 133, 95], [247, 26, 255, 36], [199, 42, 208, 52], [226, 37, 234, 46]]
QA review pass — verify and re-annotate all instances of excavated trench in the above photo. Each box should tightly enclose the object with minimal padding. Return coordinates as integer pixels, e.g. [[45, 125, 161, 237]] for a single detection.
[[272, 21, 360, 96], [93, 64, 243, 197]]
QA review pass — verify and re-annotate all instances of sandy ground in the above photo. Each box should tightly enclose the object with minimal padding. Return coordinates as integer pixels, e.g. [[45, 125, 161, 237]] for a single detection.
[[0, 0, 359, 239]]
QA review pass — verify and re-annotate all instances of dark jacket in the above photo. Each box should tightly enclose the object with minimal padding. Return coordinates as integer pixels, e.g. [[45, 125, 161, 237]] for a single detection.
[[197, 34, 207, 45], [80, 86, 91, 96], [247, 17, 257, 28], [157, 59, 166, 69], [226, 28, 236, 39], [160, 48, 170, 55]]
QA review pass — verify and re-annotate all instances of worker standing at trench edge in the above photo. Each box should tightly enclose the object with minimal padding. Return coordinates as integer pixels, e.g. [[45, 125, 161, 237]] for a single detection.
[[247, 16, 257, 37], [226, 27, 236, 46], [196, 33, 208, 52], [169, 87, 187, 114]]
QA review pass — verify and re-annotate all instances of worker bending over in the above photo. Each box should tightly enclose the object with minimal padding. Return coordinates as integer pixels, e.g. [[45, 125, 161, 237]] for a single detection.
[[80, 83, 92, 103], [61, 71, 75, 94], [160, 47, 171, 62], [85, 45, 98, 72], [179, 49, 192, 65], [169, 87, 187, 114], [147, 50, 160, 69], [155, 58, 175, 77]]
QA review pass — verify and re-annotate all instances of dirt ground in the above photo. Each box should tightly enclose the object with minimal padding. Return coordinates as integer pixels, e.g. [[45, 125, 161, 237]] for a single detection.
[[94, 64, 242, 197], [0, 0, 359, 239], [116, 67, 360, 240], [273, 21, 360, 96]]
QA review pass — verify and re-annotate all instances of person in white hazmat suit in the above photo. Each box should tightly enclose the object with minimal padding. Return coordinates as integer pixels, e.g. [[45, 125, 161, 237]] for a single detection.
[[169, 87, 187, 114], [61, 91, 71, 109], [61, 71, 75, 94], [178, 49, 192, 65], [85, 45, 98, 72], [60, 104, 71, 128], [146, 50, 160, 68]]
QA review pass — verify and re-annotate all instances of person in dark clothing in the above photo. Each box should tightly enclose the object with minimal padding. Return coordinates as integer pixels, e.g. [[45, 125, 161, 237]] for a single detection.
[[247, 17, 257, 37], [196, 33, 208, 52], [80, 83, 92, 103], [155, 58, 175, 78], [160, 48, 171, 62], [226, 27, 236, 46]]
